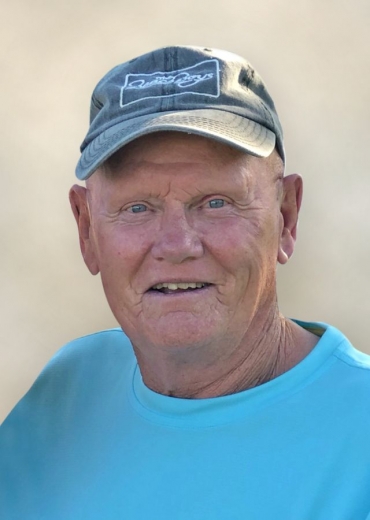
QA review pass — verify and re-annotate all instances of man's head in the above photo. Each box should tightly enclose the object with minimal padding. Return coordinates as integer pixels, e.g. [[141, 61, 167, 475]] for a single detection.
[[70, 46, 302, 361]]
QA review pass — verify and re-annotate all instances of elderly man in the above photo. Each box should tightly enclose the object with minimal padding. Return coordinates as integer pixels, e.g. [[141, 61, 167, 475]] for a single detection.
[[1, 46, 370, 519]]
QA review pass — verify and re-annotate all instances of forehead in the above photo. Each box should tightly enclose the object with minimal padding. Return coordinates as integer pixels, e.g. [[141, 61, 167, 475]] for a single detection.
[[104, 132, 250, 173], [88, 132, 281, 197]]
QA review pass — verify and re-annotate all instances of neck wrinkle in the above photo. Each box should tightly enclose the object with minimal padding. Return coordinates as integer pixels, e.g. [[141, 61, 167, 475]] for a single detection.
[[136, 302, 318, 399], [219, 315, 319, 397], [193, 306, 286, 398]]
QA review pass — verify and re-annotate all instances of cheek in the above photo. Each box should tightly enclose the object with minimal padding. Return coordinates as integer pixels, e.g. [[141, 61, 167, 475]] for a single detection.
[[94, 226, 151, 294], [201, 217, 268, 265], [201, 215, 279, 285], [95, 223, 147, 261]]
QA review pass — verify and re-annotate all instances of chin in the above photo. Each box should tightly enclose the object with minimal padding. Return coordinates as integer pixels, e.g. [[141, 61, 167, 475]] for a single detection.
[[138, 315, 224, 351]]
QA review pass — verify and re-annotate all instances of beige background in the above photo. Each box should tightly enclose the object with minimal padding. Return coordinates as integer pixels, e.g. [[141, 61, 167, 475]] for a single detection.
[[1, 0, 369, 422]]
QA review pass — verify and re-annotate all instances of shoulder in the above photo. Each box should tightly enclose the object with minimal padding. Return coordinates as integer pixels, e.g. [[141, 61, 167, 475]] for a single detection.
[[0, 328, 137, 510], [330, 327, 370, 396], [31, 327, 134, 391], [49, 327, 133, 364], [294, 319, 370, 396], [1, 328, 135, 429], [297, 319, 370, 369], [299, 320, 370, 416], [44, 327, 133, 370], [317, 321, 370, 372]]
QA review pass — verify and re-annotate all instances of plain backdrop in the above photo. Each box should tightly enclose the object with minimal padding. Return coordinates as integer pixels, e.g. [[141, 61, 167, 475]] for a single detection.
[[1, 0, 369, 422]]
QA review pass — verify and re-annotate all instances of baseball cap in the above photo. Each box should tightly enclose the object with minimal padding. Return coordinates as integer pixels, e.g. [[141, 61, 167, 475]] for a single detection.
[[76, 45, 284, 180]]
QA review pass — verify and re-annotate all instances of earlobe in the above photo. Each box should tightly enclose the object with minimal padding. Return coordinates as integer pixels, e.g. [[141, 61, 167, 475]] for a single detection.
[[277, 174, 303, 265], [277, 238, 290, 265], [69, 185, 100, 275]]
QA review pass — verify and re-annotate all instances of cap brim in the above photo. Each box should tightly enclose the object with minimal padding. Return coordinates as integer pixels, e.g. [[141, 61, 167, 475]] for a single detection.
[[76, 109, 276, 180]]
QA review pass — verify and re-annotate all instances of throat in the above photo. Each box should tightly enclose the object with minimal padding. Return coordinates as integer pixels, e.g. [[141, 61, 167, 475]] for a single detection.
[[136, 314, 319, 399]]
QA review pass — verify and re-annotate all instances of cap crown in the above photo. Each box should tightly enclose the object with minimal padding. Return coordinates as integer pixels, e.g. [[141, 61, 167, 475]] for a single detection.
[[77, 46, 284, 180]]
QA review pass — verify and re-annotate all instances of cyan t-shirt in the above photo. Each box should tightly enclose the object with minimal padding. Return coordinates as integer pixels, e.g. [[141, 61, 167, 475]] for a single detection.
[[1, 321, 370, 519]]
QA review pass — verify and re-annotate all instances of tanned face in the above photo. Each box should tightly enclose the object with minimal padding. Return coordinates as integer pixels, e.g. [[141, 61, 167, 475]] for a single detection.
[[70, 133, 301, 363]]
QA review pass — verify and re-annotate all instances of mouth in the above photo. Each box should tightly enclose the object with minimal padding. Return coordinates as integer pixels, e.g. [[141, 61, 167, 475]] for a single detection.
[[148, 282, 212, 295]]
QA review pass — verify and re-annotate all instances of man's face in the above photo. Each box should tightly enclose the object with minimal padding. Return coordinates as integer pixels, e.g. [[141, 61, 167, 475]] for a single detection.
[[71, 133, 299, 356]]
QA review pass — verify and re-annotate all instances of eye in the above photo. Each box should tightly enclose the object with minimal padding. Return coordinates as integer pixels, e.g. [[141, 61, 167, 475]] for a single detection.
[[208, 198, 226, 209], [128, 203, 147, 213]]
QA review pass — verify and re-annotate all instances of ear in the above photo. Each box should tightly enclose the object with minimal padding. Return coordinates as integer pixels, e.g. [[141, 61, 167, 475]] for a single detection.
[[277, 174, 303, 265], [69, 185, 100, 275]]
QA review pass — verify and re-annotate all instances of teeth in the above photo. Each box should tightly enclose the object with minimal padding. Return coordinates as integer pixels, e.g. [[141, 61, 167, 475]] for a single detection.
[[178, 282, 196, 289], [152, 282, 206, 290]]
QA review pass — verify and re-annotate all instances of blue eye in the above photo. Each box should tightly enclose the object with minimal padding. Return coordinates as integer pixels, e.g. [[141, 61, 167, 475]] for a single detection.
[[208, 199, 225, 208], [129, 204, 147, 213]]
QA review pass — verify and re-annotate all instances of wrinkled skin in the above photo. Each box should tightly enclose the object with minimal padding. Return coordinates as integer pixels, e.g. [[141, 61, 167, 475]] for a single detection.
[[70, 133, 317, 397]]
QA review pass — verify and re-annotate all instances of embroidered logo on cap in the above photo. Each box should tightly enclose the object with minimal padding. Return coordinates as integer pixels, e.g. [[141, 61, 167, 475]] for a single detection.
[[120, 59, 220, 108]]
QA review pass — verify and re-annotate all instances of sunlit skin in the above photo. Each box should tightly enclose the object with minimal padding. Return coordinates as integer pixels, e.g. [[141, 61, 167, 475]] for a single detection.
[[70, 133, 318, 398]]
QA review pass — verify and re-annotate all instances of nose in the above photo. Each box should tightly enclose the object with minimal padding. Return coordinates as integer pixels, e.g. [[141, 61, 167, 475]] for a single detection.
[[151, 207, 204, 264]]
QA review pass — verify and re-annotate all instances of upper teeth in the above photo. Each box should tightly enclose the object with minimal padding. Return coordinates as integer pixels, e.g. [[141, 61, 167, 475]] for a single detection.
[[152, 282, 206, 290]]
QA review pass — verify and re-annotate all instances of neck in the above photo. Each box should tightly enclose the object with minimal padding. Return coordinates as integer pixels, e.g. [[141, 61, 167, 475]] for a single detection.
[[134, 309, 319, 399]]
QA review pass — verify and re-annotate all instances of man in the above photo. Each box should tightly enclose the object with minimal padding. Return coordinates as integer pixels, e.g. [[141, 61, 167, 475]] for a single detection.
[[1, 46, 370, 519]]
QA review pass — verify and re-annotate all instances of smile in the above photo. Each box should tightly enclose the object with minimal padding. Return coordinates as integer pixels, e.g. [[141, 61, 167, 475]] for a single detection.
[[150, 282, 211, 294]]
